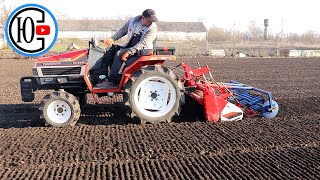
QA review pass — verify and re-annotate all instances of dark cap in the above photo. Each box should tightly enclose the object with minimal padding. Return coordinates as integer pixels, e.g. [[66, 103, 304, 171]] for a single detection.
[[142, 9, 158, 22]]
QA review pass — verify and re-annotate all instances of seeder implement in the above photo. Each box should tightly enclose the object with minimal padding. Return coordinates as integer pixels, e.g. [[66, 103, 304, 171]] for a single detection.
[[180, 63, 279, 122]]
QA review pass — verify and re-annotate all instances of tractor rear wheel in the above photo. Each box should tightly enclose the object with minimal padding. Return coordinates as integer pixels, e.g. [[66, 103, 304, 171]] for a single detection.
[[39, 90, 81, 127], [124, 65, 184, 123]]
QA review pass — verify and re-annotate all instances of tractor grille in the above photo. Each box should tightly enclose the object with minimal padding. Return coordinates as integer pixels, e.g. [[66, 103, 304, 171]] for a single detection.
[[41, 67, 82, 76]]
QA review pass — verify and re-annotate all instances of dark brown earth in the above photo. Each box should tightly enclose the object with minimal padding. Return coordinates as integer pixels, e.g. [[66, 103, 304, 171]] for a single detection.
[[0, 57, 319, 179]]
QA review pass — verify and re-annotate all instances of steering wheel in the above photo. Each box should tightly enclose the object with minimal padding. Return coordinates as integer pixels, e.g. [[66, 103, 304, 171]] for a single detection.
[[90, 38, 98, 48], [89, 38, 106, 53]]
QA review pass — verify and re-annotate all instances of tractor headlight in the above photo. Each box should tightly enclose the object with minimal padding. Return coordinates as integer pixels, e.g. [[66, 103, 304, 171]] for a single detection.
[[32, 68, 38, 76]]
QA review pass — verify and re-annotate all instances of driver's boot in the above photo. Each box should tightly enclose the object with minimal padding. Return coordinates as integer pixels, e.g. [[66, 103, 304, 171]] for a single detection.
[[96, 79, 117, 88]]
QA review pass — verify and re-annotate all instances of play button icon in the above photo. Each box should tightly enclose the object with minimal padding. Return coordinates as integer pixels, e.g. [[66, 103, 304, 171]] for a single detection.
[[36, 25, 50, 35]]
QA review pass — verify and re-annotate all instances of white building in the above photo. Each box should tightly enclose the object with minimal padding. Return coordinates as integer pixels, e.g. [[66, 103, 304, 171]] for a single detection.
[[206, 49, 226, 57], [57, 20, 207, 41], [289, 49, 320, 57]]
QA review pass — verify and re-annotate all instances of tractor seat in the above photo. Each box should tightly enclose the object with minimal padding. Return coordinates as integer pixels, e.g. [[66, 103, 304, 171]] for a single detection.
[[119, 47, 176, 72], [139, 47, 176, 56], [119, 46, 177, 76], [155, 47, 176, 55], [120, 46, 177, 71]]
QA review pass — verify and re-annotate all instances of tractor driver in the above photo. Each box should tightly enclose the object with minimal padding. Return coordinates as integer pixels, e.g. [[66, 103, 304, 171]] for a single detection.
[[97, 9, 159, 87]]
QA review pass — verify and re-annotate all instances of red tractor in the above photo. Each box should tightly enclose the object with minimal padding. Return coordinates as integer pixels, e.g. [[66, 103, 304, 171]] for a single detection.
[[20, 39, 279, 127]]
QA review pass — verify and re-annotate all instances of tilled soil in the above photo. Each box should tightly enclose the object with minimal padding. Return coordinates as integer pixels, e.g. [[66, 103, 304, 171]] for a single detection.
[[0, 57, 319, 179]]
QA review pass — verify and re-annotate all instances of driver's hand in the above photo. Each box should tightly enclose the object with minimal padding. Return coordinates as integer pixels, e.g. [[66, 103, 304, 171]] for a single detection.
[[104, 38, 114, 46], [121, 51, 130, 62]]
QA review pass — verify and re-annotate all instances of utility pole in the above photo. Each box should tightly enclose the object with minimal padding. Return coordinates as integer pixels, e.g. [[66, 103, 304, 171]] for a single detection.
[[230, 22, 236, 59]]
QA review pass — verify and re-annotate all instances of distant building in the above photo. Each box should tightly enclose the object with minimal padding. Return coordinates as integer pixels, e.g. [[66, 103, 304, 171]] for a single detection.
[[157, 21, 206, 41], [57, 19, 207, 41], [289, 49, 320, 57], [206, 49, 226, 57]]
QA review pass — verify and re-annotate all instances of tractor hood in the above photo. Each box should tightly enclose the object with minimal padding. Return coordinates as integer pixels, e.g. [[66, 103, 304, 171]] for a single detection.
[[35, 49, 88, 67]]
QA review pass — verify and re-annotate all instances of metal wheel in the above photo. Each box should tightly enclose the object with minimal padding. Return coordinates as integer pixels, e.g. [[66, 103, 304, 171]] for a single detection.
[[46, 100, 72, 124], [39, 90, 81, 127], [133, 76, 177, 118], [124, 65, 184, 123], [262, 100, 279, 119]]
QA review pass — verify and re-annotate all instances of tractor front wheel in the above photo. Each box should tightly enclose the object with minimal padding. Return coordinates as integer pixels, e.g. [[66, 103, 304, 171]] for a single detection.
[[124, 65, 184, 123], [39, 90, 81, 127]]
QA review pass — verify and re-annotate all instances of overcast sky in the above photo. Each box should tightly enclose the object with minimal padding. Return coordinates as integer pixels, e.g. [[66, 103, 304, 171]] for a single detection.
[[3, 0, 320, 34]]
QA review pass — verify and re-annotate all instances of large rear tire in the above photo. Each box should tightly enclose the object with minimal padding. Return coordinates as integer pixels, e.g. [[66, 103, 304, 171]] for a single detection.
[[39, 90, 81, 127], [124, 65, 184, 123]]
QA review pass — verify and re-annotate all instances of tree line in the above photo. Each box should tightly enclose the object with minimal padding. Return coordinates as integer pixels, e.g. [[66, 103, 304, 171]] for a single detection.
[[207, 21, 320, 46]]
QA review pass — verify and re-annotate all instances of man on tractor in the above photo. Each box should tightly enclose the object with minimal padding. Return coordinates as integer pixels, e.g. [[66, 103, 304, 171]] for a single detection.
[[97, 9, 159, 87]]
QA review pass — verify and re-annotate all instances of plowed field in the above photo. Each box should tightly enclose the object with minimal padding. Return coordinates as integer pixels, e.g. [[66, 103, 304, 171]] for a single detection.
[[0, 57, 319, 179]]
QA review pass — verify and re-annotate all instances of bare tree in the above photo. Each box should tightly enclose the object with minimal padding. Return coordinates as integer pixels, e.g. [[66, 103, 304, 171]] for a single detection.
[[301, 30, 318, 44], [246, 21, 263, 40], [207, 25, 231, 42], [197, 17, 203, 22], [0, 0, 10, 33]]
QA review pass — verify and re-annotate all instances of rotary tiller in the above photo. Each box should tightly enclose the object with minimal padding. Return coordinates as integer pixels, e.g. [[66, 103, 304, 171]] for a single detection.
[[180, 62, 279, 122]]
